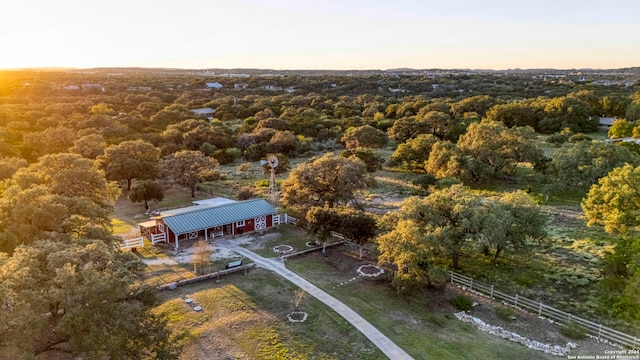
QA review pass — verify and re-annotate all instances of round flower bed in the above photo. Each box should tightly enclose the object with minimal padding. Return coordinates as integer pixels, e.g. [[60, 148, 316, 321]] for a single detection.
[[357, 264, 384, 278], [273, 244, 294, 254], [287, 311, 308, 323]]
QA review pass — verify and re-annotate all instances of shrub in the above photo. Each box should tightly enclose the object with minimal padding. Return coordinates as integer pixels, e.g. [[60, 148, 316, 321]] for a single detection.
[[495, 306, 516, 322], [559, 320, 587, 340], [451, 295, 474, 311], [237, 187, 255, 200]]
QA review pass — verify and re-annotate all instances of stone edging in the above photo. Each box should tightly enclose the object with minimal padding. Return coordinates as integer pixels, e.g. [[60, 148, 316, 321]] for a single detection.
[[454, 311, 578, 357]]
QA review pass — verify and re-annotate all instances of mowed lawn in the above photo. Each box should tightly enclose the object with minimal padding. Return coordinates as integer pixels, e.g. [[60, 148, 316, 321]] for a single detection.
[[155, 270, 384, 360], [285, 250, 557, 360]]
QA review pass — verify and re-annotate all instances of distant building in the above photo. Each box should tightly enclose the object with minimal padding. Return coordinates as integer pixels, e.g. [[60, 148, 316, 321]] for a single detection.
[[262, 85, 282, 91], [82, 83, 103, 91], [599, 117, 616, 127], [190, 107, 216, 119], [206, 82, 223, 89], [220, 73, 250, 78], [234, 83, 248, 90]]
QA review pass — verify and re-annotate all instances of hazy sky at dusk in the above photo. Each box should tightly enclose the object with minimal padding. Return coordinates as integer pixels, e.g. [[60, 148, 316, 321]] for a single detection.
[[2, 0, 639, 70]]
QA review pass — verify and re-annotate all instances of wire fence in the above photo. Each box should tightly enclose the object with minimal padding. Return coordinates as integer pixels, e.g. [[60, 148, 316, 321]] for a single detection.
[[449, 271, 639, 349], [283, 214, 640, 349]]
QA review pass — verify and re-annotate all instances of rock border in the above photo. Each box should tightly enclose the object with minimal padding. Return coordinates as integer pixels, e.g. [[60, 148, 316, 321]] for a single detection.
[[357, 264, 384, 278], [287, 311, 308, 323], [273, 244, 294, 254], [454, 311, 578, 357]]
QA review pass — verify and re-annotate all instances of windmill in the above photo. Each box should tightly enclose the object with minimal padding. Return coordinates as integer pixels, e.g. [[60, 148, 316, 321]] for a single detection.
[[267, 155, 279, 204]]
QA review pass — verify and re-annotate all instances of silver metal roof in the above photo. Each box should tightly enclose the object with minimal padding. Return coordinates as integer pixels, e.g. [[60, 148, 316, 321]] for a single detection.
[[161, 199, 277, 235]]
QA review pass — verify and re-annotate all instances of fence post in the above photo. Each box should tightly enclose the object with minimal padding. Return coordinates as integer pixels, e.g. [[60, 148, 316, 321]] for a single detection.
[[538, 302, 542, 316], [597, 324, 602, 340], [470, 278, 473, 291], [515, 294, 519, 308], [490, 284, 494, 299], [450, 272, 454, 283]]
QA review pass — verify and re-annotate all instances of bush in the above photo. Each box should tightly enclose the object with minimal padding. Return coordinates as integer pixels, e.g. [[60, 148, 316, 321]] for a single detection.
[[451, 295, 474, 311], [495, 306, 516, 322], [237, 187, 255, 200], [559, 320, 587, 340]]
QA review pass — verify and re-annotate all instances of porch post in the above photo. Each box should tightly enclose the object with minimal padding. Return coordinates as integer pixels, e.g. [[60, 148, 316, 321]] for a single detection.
[[175, 233, 179, 250]]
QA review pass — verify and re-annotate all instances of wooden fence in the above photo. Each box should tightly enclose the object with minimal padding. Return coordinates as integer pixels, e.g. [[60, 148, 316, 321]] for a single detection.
[[157, 263, 256, 290], [450, 271, 639, 349], [119, 237, 144, 251]]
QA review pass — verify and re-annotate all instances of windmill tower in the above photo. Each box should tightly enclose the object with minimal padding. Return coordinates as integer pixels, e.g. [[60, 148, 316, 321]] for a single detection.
[[267, 155, 279, 204]]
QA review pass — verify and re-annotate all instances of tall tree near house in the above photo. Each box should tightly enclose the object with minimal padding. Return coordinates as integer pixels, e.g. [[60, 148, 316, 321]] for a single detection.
[[0, 239, 183, 359], [0, 153, 120, 253], [128, 180, 165, 210], [162, 150, 220, 197], [280, 153, 372, 214], [97, 139, 161, 190], [335, 208, 377, 258], [478, 190, 547, 263], [377, 220, 441, 293]]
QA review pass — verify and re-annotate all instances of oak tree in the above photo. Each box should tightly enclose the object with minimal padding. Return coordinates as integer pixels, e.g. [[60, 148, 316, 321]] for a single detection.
[[97, 140, 161, 190], [162, 150, 220, 197]]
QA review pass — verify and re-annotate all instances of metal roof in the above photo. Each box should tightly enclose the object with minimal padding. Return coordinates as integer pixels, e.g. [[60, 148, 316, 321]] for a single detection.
[[192, 197, 237, 206], [161, 199, 277, 235]]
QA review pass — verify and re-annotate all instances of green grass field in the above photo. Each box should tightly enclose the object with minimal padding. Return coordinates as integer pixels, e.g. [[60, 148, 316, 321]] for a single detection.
[[155, 270, 385, 360]]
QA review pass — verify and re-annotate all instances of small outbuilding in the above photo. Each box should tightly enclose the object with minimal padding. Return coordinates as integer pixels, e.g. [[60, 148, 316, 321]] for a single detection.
[[138, 198, 281, 250]]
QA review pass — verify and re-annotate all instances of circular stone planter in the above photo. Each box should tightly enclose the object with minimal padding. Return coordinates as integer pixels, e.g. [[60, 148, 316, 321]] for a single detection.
[[286, 311, 308, 323], [357, 264, 385, 278], [273, 244, 294, 254], [305, 241, 319, 248]]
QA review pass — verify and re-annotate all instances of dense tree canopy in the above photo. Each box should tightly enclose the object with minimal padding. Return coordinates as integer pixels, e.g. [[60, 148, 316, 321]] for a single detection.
[[457, 120, 544, 180], [548, 141, 640, 190], [379, 185, 546, 279], [0, 240, 182, 359], [0, 153, 120, 253], [340, 124, 388, 149]]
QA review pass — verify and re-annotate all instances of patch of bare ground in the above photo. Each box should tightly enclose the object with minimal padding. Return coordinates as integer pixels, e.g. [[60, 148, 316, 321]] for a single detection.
[[545, 205, 584, 228], [363, 195, 405, 214]]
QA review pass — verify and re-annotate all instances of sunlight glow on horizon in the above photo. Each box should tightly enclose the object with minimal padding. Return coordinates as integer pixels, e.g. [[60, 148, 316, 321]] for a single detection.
[[2, 0, 640, 70]]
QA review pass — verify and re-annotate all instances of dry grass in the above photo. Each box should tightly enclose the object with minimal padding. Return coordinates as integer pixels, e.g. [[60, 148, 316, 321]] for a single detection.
[[155, 270, 384, 360]]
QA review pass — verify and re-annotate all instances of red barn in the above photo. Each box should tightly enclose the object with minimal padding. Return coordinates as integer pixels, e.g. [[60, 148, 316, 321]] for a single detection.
[[138, 198, 280, 250]]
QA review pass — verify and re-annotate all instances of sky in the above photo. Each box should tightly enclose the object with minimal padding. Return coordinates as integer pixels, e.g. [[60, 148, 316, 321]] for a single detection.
[[1, 0, 639, 70]]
